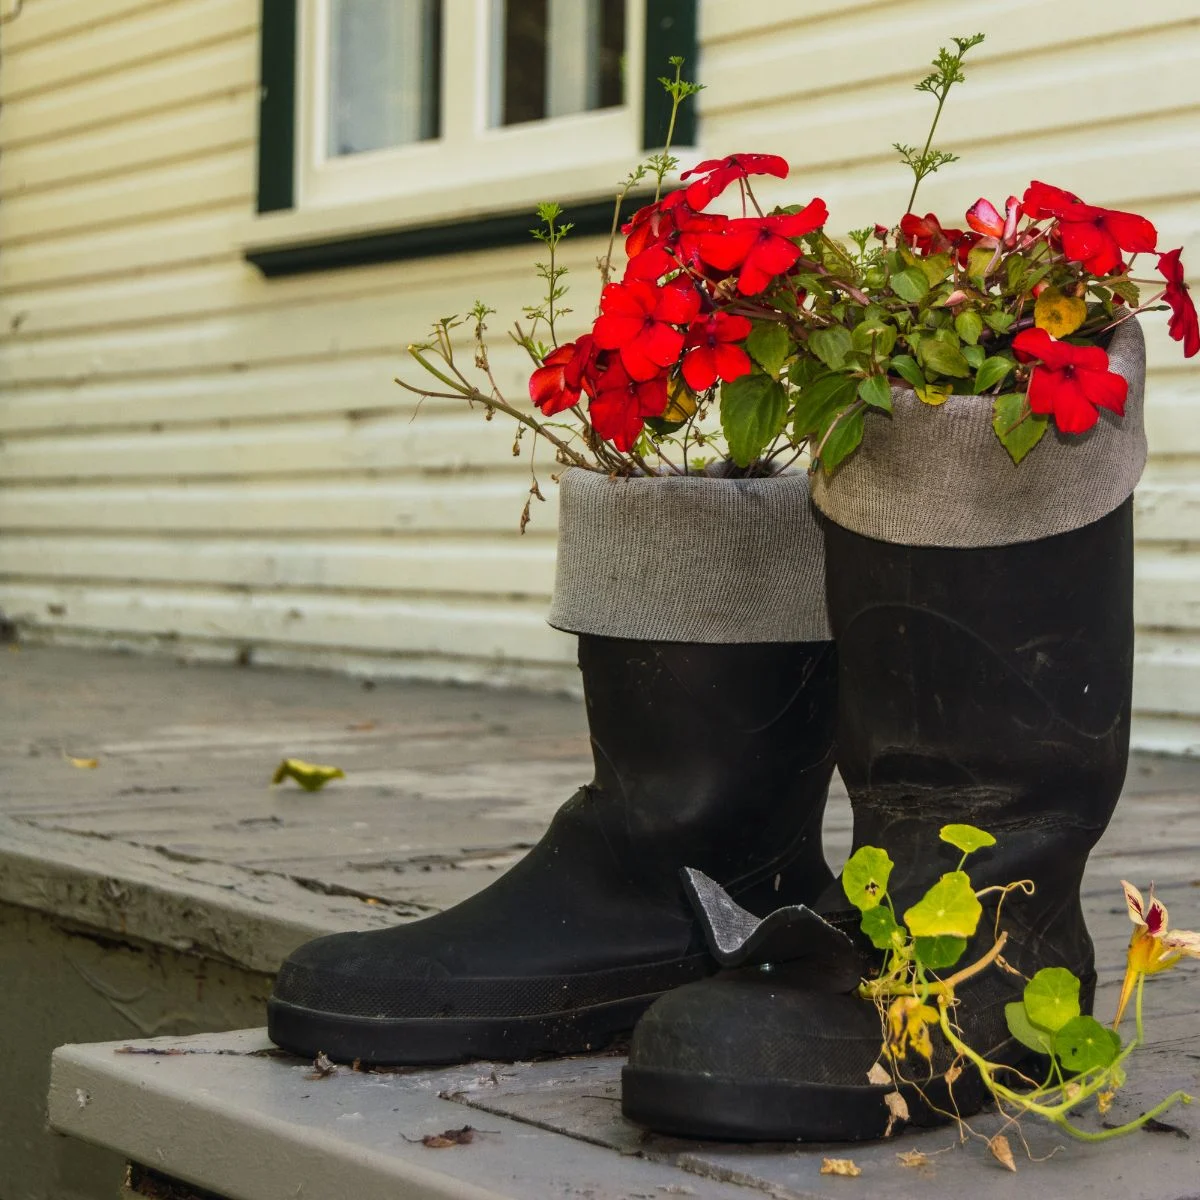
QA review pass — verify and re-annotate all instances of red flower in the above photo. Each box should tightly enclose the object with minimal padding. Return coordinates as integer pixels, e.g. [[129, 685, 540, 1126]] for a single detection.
[[1021, 181, 1157, 276], [588, 362, 669, 451], [1157, 248, 1199, 358], [528, 335, 598, 414], [899, 212, 965, 256], [695, 200, 828, 296], [624, 190, 698, 258], [681, 153, 790, 209], [592, 278, 701, 380], [1012, 327, 1128, 434], [680, 312, 754, 391], [966, 195, 1022, 246]]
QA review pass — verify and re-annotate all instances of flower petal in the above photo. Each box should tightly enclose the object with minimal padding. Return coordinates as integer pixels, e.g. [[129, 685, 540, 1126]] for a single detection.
[[1121, 880, 1147, 927]]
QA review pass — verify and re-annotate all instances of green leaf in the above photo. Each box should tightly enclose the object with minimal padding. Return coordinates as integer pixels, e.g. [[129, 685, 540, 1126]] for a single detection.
[[917, 335, 972, 379], [914, 935, 968, 971], [954, 311, 984, 345], [818, 406, 865, 474], [788, 356, 824, 389], [1109, 277, 1141, 306], [792, 373, 857, 438], [892, 267, 930, 303], [992, 392, 1049, 465], [842, 846, 894, 911], [861, 904, 903, 951], [916, 382, 952, 406], [983, 310, 1016, 335], [918, 253, 953, 288], [808, 327, 854, 371], [719, 373, 788, 468], [1054, 1015, 1121, 1074], [1023, 968, 1081, 1034], [962, 343, 986, 369], [975, 355, 1015, 394], [939, 824, 996, 855], [851, 321, 897, 358], [746, 322, 791, 376], [903, 871, 982, 939], [967, 246, 996, 282], [857, 375, 893, 412], [888, 354, 926, 391], [1005, 1001, 1055, 1055]]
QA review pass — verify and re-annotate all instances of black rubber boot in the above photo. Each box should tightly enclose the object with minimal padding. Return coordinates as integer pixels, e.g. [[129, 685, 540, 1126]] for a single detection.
[[268, 632, 837, 1064], [623, 500, 1135, 1140]]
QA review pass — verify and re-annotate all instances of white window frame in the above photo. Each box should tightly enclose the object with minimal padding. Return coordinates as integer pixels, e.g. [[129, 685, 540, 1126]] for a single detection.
[[296, 0, 646, 224]]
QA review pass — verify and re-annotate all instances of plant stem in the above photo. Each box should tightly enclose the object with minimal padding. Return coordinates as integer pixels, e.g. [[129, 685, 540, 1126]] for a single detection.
[[906, 87, 950, 214]]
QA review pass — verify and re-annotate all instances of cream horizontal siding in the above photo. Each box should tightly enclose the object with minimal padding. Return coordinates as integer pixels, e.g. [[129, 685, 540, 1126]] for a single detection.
[[1, 0, 1198, 748]]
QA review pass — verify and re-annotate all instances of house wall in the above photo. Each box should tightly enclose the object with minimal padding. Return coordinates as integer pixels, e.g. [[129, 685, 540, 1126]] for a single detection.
[[1, 0, 1197, 751]]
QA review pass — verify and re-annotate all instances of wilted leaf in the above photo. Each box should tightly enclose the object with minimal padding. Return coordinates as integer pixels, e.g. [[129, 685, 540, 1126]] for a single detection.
[[897, 1150, 929, 1168], [1097, 1089, 1115, 1115], [867, 1062, 892, 1086], [883, 1088, 910, 1136], [1055, 1015, 1121, 1073], [272, 759, 346, 792], [843, 846, 894, 911], [903, 872, 982, 939], [939, 823, 996, 855], [988, 1133, 1017, 1172], [422, 1126, 476, 1148], [820, 1157, 862, 1177], [305, 1051, 337, 1080], [662, 377, 699, 424], [1034, 286, 1087, 338], [68, 756, 99, 769], [1023, 967, 1081, 1034], [916, 382, 953, 406]]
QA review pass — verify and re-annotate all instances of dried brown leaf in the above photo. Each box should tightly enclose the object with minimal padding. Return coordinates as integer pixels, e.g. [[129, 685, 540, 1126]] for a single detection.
[[421, 1126, 476, 1149], [944, 1061, 963, 1086], [867, 1062, 891, 1086], [882, 1088, 911, 1136], [988, 1133, 1017, 1172], [897, 1150, 929, 1168], [820, 1157, 862, 1177], [305, 1051, 337, 1080]]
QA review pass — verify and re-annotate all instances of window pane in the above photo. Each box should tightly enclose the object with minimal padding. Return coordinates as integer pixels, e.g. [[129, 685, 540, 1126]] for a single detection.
[[327, 0, 442, 157], [491, 0, 625, 128]]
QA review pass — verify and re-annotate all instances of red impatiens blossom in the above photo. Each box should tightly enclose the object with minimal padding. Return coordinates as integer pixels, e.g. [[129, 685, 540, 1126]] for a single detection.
[[1012, 327, 1128, 435], [681, 312, 754, 392], [592, 277, 701, 380], [681, 153, 790, 209], [528, 335, 598, 414], [899, 212, 965, 256], [966, 195, 1022, 247], [624, 190, 702, 258], [588, 362, 669, 451], [1157, 247, 1199, 358], [1022, 181, 1157, 276], [695, 200, 829, 296]]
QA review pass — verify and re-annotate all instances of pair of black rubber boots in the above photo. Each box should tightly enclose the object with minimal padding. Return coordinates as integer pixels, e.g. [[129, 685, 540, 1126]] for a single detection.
[[268, 324, 1146, 1142]]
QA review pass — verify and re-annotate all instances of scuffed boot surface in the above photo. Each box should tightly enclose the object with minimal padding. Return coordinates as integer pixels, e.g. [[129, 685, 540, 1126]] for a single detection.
[[625, 501, 1134, 1141], [270, 635, 837, 1064]]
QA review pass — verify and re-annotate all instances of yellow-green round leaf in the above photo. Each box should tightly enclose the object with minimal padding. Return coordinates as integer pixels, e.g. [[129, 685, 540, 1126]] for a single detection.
[[939, 824, 997, 855], [861, 904, 903, 951], [1023, 968, 1081, 1034], [903, 871, 982, 938], [1005, 1001, 1054, 1055], [914, 935, 968, 971], [842, 846, 894, 911], [1054, 1015, 1121, 1074]]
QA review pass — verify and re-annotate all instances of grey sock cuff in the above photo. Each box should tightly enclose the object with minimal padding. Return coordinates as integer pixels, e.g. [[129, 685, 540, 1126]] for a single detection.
[[811, 318, 1147, 547], [550, 469, 831, 643]]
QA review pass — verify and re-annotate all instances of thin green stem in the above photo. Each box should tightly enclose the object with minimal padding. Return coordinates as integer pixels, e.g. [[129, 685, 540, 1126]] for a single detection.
[[906, 87, 950, 214]]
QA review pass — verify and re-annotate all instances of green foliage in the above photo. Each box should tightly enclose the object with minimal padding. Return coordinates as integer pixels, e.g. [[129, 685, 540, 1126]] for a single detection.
[[1055, 1016, 1122, 1073], [719, 373, 788, 467], [792, 373, 857, 438], [1023, 968, 1081, 1033], [992, 393, 1049, 465], [817, 405, 866, 474], [903, 871, 983, 938], [939, 823, 996, 855], [857, 375, 893, 412], [746, 322, 791, 375], [808, 326, 854, 371], [862, 905, 904, 951], [842, 846, 894, 911]]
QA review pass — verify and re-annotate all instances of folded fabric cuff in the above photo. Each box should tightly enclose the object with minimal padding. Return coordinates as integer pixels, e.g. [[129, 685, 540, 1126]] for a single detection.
[[550, 469, 831, 643], [811, 318, 1147, 548]]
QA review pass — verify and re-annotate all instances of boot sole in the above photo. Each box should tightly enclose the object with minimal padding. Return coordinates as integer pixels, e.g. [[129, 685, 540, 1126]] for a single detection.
[[621, 1060, 1000, 1142], [268, 992, 662, 1066]]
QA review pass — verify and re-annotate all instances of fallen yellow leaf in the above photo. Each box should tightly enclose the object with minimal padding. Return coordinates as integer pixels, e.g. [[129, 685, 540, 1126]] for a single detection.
[[897, 1150, 929, 1169], [915, 382, 952, 406], [271, 758, 345, 792], [820, 1157, 862, 1178], [68, 756, 99, 769], [988, 1133, 1017, 1172]]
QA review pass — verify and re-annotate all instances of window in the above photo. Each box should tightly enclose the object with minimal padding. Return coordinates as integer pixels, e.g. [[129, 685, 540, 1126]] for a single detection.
[[249, 0, 697, 275]]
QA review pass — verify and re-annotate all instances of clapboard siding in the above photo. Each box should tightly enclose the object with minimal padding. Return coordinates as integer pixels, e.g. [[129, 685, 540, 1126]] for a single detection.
[[1, 0, 1198, 747]]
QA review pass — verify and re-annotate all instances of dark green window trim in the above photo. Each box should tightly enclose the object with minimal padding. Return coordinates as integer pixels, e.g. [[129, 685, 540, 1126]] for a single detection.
[[251, 0, 697, 274]]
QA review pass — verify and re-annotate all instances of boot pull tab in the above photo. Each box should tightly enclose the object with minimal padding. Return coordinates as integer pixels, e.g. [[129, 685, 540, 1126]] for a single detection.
[[682, 868, 866, 991]]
